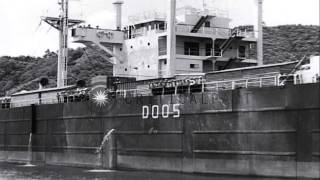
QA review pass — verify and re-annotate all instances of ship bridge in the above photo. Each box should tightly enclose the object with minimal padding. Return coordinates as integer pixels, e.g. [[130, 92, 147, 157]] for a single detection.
[[71, 27, 125, 65], [71, 1, 258, 80], [71, 1, 126, 66], [72, 27, 125, 44]]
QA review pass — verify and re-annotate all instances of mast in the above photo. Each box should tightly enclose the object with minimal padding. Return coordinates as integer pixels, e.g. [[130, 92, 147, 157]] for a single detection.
[[42, 0, 84, 88], [257, 0, 264, 66], [166, 0, 176, 78], [58, 0, 69, 88]]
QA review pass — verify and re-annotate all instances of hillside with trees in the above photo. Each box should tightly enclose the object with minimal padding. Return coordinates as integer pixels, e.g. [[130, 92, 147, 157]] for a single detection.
[[0, 48, 113, 96], [0, 25, 319, 96], [263, 25, 319, 64]]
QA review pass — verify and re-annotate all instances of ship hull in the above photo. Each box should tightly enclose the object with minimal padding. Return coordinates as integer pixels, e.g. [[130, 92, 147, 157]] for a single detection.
[[0, 83, 319, 178]]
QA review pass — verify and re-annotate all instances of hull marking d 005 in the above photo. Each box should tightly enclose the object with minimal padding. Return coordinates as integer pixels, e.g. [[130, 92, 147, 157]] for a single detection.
[[142, 104, 180, 119]]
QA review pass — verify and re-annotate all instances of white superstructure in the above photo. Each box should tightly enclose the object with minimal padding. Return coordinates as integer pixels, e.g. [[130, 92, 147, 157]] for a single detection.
[[72, 0, 258, 80], [296, 56, 320, 84]]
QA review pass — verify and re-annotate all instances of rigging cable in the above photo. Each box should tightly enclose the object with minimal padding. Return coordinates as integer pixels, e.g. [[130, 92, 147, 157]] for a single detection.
[[46, 26, 53, 34]]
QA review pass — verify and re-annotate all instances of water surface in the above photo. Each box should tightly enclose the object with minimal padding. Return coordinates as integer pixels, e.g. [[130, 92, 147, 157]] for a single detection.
[[0, 162, 300, 180]]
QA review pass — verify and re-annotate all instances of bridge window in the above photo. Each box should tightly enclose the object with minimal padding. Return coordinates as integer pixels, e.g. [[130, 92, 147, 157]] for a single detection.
[[204, 21, 211, 27], [206, 43, 212, 56], [163, 59, 167, 65], [71, 29, 76, 36], [184, 42, 200, 56], [159, 22, 166, 30], [238, 46, 246, 58], [190, 64, 199, 69]]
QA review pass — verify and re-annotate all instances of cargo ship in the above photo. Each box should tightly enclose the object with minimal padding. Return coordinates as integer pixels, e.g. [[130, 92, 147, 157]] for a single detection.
[[0, 0, 319, 178]]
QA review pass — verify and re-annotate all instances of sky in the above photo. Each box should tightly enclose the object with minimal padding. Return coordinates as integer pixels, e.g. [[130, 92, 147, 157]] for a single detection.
[[0, 0, 319, 57]]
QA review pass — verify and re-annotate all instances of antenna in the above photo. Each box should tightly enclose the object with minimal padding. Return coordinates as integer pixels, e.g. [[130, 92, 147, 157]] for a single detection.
[[202, 0, 206, 11]]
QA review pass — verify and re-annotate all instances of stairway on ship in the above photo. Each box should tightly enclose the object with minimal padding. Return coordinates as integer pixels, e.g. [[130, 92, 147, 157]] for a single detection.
[[219, 30, 244, 53], [218, 29, 246, 70], [191, 15, 212, 33]]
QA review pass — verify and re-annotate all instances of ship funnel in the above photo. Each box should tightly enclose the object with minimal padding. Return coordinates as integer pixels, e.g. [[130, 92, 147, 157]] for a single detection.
[[113, 1, 124, 30]]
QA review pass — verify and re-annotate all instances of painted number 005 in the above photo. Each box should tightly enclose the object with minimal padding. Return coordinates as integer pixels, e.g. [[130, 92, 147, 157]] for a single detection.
[[142, 104, 180, 119]]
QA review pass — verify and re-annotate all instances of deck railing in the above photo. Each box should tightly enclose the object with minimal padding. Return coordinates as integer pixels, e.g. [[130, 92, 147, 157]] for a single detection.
[[129, 24, 256, 39], [4, 74, 305, 108], [159, 47, 222, 57], [9, 97, 59, 108], [176, 24, 231, 36], [114, 75, 280, 98], [205, 76, 279, 92]]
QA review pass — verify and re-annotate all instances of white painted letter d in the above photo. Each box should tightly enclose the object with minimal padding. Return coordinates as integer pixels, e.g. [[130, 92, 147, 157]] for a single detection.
[[142, 106, 149, 119]]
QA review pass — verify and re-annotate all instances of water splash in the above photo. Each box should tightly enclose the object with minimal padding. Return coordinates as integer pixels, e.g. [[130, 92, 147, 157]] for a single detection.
[[20, 133, 36, 167], [85, 169, 116, 173], [96, 129, 116, 154], [27, 133, 32, 165]]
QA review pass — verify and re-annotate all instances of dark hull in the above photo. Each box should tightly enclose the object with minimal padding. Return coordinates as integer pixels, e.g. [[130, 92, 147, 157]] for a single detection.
[[0, 83, 319, 178]]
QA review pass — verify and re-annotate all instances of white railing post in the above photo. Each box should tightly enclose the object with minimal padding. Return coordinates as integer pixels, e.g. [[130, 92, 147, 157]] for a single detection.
[[259, 78, 263, 87], [202, 81, 205, 93], [231, 81, 235, 90]]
